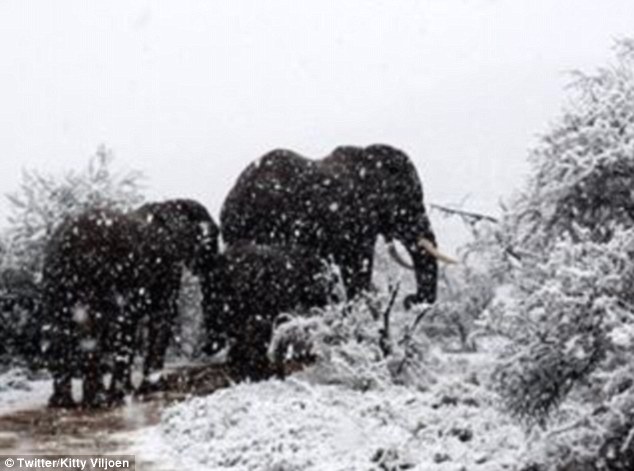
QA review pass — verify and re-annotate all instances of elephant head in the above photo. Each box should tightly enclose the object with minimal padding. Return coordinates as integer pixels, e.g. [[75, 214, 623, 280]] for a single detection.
[[373, 145, 455, 305], [134, 199, 219, 277], [332, 144, 454, 306]]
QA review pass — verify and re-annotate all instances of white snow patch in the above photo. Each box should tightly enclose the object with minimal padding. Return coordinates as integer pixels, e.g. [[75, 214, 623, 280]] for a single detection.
[[139, 356, 527, 471], [0, 369, 51, 415]]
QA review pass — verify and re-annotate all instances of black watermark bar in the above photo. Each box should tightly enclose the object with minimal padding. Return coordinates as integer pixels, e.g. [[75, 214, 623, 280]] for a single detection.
[[0, 456, 134, 471]]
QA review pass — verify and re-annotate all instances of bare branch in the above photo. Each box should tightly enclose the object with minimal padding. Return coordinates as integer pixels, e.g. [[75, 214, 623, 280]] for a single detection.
[[379, 282, 400, 357], [430, 203, 499, 223]]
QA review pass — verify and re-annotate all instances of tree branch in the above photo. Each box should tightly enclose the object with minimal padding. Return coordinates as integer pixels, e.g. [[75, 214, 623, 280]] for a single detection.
[[430, 203, 499, 223]]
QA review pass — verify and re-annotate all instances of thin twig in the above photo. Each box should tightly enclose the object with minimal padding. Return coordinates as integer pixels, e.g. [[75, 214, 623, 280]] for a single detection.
[[430, 203, 499, 223], [379, 282, 400, 357]]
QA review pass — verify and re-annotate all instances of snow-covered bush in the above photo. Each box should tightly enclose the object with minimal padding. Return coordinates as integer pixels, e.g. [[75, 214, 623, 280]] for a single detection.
[[492, 229, 634, 469], [490, 40, 634, 469], [373, 230, 509, 354], [433, 217, 517, 351], [509, 39, 634, 253], [270, 287, 440, 392]]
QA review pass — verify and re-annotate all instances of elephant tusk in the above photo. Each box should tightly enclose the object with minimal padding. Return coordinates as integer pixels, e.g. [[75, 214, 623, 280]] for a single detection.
[[418, 237, 458, 264], [387, 242, 415, 270]]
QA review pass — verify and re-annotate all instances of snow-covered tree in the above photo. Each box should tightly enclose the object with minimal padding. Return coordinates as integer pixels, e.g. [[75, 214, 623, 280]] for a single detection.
[[510, 39, 634, 253], [490, 40, 634, 469]]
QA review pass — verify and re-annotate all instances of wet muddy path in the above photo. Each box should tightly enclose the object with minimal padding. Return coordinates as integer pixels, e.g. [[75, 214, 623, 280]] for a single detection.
[[0, 365, 232, 470]]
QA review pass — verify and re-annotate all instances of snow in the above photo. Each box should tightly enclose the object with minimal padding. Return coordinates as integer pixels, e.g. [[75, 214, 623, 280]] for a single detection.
[[135, 353, 528, 471], [0, 368, 50, 415]]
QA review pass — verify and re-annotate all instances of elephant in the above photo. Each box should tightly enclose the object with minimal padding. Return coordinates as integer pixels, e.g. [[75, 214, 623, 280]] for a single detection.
[[132, 199, 219, 381], [42, 199, 218, 408], [220, 144, 454, 309], [201, 242, 336, 380]]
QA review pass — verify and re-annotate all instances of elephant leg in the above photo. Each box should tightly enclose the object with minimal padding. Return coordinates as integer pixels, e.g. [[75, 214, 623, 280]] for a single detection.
[[136, 314, 170, 395], [144, 311, 172, 374], [108, 356, 130, 406], [47, 302, 77, 408], [142, 287, 178, 380], [107, 306, 136, 406], [49, 373, 75, 408], [82, 350, 108, 408], [138, 306, 175, 394], [229, 340, 271, 381], [228, 318, 273, 381], [200, 271, 228, 355]]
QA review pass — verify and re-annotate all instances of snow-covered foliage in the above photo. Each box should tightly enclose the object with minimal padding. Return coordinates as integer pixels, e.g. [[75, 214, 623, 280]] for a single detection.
[[486, 40, 634, 469], [270, 288, 439, 392], [510, 39, 634, 252]]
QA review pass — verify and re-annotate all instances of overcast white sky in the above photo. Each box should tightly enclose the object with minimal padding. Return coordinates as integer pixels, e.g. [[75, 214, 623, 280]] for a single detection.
[[1, 0, 633, 233]]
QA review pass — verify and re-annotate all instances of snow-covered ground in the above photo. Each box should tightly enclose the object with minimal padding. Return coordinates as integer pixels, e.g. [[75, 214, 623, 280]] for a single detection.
[[0, 368, 50, 415], [133, 351, 532, 471]]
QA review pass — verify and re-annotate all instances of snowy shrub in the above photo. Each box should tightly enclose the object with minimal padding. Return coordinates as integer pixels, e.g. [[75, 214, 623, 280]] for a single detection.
[[374, 229, 509, 354], [270, 288, 439, 392], [509, 39, 634, 254], [433, 219, 516, 351], [0, 367, 32, 392], [490, 40, 634, 469]]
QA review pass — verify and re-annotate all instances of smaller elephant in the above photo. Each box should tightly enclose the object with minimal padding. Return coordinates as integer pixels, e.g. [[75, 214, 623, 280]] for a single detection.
[[42, 199, 218, 408], [201, 243, 336, 380], [132, 199, 219, 383]]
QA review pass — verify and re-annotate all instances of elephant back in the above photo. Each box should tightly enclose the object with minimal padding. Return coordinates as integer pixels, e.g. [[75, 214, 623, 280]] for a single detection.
[[220, 150, 335, 250], [208, 243, 332, 336], [133, 199, 218, 278], [43, 208, 142, 297]]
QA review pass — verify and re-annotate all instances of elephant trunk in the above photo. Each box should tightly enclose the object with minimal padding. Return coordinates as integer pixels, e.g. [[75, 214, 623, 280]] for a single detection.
[[390, 212, 454, 307], [405, 241, 438, 305]]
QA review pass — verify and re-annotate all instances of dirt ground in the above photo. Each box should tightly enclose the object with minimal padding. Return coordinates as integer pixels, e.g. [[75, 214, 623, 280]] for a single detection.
[[0, 364, 233, 470]]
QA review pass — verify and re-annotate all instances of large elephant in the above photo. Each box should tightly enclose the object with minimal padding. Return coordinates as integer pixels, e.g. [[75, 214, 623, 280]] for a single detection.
[[221, 144, 453, 308], [201, 243, 336, 380], [42, 199, 217, 408]]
